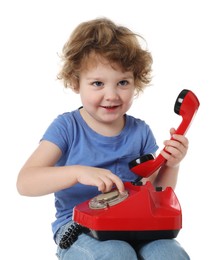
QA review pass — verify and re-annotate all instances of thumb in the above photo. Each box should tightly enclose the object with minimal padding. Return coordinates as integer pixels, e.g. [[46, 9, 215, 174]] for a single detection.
[[170, 127, 176, 136]]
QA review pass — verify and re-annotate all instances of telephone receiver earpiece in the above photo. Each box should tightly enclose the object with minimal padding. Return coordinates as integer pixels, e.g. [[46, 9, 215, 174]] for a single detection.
[[129, 89, 200, 178]]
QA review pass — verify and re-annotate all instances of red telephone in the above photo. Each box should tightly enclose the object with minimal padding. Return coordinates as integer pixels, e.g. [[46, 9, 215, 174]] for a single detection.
[[129, 89, 200, 178], [73, 89, 200, 242]]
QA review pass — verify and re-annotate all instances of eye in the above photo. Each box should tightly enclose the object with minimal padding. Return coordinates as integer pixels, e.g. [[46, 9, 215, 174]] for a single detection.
[[118, 80, 129, 87], [92, 81, 103, 87]]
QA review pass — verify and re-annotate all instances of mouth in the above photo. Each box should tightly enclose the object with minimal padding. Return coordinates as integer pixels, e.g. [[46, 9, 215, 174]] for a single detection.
[[100, 105, 121, 111], [101, 105, 119, 109]]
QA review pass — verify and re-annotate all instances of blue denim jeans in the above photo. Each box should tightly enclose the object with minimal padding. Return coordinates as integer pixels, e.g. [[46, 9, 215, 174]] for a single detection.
[[55, 221, 190, 260]]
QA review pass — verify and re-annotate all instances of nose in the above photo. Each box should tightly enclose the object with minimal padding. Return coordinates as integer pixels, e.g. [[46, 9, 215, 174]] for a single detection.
[[105, 86, 119, 101]]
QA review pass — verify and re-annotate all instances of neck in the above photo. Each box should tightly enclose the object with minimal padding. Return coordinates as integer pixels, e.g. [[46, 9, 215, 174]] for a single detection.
[[79, 108, 125, 137]]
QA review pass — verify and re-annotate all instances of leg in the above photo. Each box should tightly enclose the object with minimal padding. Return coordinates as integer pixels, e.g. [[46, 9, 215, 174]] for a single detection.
[[136, 239, 190, 260], [56, 223, 138, 260]]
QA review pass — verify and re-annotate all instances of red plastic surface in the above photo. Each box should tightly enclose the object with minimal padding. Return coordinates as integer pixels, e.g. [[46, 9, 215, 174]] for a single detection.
[[130, 89, 200, 178], [74, 182, 182, 231]]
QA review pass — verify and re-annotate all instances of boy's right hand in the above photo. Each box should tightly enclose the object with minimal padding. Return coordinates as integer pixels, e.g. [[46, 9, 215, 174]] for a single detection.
[[75, 166, 125, 194]]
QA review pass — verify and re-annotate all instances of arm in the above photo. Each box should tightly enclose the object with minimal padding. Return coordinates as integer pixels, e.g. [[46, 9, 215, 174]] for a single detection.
[[16, 140, 125, 197], [144, 128, 188, 190]]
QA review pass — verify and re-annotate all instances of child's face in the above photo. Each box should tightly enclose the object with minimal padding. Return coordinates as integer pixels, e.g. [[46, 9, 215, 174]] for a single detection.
[[77, 56, 135, 130]]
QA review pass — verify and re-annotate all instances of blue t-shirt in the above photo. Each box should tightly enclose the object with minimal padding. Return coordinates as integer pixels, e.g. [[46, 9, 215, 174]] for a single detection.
[[41, 108, 159, 237]]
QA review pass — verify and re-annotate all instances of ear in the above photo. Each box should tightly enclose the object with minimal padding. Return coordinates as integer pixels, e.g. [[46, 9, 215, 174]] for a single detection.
[[73, 87, 80, 94], [70, 82, 80, 93]]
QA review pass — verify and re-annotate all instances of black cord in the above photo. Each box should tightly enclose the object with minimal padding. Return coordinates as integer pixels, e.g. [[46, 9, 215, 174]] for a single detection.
[[59, 223, 83, 249]]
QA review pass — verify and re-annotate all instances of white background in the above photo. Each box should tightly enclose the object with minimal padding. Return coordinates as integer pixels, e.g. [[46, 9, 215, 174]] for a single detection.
[[1, 0, 220, 259]]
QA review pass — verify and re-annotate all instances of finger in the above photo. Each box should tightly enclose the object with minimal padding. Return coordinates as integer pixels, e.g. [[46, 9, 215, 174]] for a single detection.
[[161, 149, 172, 160], [164, 146, 183, 160], [172, 134, 189, 148], [97, 180, 106, 193], [96, 173, 125, 194], [107, 173, 125, 194], [95, 175, 112, 193], [164, 139, 187, 154], [170, 128, 176, 136], [161, 149, 181, 167]]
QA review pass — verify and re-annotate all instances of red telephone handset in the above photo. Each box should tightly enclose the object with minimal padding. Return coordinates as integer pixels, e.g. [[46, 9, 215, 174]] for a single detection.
[[129, 89, 200, 178]]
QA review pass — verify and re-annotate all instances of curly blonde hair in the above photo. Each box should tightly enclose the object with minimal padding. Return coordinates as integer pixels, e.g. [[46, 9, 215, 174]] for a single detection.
[[57, 18, 153, 93]]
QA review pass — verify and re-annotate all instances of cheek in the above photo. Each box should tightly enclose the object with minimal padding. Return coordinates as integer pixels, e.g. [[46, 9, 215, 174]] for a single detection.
[[124, 91, 135, 104], [80, 92, 101, 107]]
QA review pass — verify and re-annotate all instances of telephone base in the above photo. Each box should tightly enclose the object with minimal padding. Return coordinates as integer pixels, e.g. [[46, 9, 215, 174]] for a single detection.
[[74, 182, 182, 241], [85, 229, 180, 241]]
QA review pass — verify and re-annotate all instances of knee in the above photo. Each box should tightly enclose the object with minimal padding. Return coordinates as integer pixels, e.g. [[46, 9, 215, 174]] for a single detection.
[[139, 239, 190, 260], [101, 240, 137, 260]]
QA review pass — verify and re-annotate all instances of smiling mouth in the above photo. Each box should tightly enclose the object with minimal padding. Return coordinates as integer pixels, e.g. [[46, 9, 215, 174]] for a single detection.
[[100, 105, 121, 112], [101, 105, 120, 109]]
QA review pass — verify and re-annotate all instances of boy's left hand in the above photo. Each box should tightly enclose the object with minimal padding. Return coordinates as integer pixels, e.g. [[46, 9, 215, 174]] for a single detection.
[[160, 128, 189, 168]]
